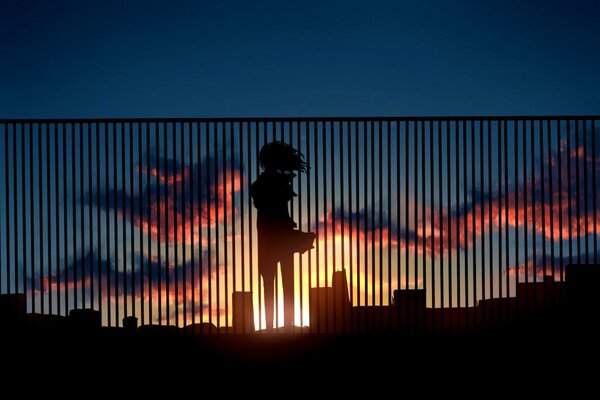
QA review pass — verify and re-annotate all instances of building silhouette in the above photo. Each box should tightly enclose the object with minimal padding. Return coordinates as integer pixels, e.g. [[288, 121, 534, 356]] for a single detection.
[[309, 269, 351, 333], [232, 291, 255, 333], [0, 264, 597, 335]]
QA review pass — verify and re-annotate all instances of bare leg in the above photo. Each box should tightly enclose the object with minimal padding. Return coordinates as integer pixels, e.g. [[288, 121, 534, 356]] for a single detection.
[[281, 253, 295, 327], [262, 270, 276, 330]]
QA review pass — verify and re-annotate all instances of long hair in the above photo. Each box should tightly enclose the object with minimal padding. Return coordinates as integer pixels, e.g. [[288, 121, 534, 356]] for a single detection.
[[259, 141, 308, 173]]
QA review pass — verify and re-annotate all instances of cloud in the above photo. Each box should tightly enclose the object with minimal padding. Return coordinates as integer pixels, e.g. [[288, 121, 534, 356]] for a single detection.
[[90, 152, 244, 245], [315, 128, 600, 257], [30, 250, 228, 325]]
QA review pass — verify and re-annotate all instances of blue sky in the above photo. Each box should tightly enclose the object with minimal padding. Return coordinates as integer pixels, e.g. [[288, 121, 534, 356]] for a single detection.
[[1, 0, 599, 118]]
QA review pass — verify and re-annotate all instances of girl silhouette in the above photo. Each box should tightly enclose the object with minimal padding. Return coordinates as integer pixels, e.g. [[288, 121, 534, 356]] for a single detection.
[[250, 142, 315, 330]]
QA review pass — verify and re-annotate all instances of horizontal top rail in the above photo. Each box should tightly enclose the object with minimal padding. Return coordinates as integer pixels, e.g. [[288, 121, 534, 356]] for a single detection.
[[0, 115, 599, 123]]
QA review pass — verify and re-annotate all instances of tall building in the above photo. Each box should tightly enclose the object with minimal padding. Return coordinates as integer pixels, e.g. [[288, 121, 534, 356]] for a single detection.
[[309, 269, 351, 333], [232, 291, 255, 333]]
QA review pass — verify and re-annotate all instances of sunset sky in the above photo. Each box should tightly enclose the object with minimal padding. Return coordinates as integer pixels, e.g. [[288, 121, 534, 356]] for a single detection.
[[1, 1, 599, 329]]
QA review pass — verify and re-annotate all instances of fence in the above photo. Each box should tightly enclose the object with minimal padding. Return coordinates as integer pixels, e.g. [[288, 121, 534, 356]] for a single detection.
[[0, 117, 598, 333]]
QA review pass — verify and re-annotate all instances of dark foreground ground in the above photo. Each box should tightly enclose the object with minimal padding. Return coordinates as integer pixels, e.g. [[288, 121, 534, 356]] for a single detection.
[[2, 308, 598, 397]]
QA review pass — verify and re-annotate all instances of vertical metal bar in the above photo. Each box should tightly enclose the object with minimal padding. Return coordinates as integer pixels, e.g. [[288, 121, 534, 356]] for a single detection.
[[531, 120, 537, 289], [23, 124, 29, 305], [38, 123, 45, 314], [230, 121, 236, 330], [336, 122, 343, 330], [371, 120, 376, 328], [183, 121, 188, 326], [96, 122, 101, 319], [258, 121, 263, 330], [288, 121, 293, 228], [446, 121, 451, 314], [157, 122, 163, 325], [556, 121, 564, 281], [181, 123, 188, 328], [105, 123, 111, 325], [165, 122, 172, 325], [191, 122, 197, 327], [541, 120, 548, 286], [198, 122, 205, 324], [239, 121, 246, 332], [421, 120, 426, 307], [396, 120, 402, 318], [429, 121, 435, 324], [455, 120, 460, 314], [214, 121, 220, 328], [146, 122, 152, 325], [575, 120, 581, 264], [130, 123, 135, 319], [207, 121, 213, 327], [115, 122, 121, 324], [54, 122, 61, 312], [439, 121, 445, 324], [514, 120, 519, 299], [416, 121, 421, 322], [534, 120, 554, 306], [462, 120, 468, 314], [172, 122, 179, 327], [354, 120, 360, 330], [174, 123, 180, 327], [80, 123, 85, 309], [323, 120, 329, 331], [88, 123, 94, 311], [307, 120, 314, 332], [71, 123, 77, 311], [523, 119, 529, 300], [28, 123, 35, 313], [286, 120, 293, 329], [247, 121, 254, 331], [592, 118, 598, 265], [4, 124, 10, 295], [378, 120, 385, 324], [62, 123, 69, 316], [350, 120, 356, 325], [379, 121, 384, 316], [197, 121, 204, 326], [498, 120, 503, 304], [567, 120, 573, 267], [11, 123, 18, 295], [48, 124, 54, 313], [488, 120, 493, 315], [313, 121, 321, 333], [0, 123, 4, 295], [355, 120, 361, 326], [139, 122, 145, 325], [504, 120, 510, 306], [297, 120, 303, 329], [222, 122, 229, 329], [347, 120, 353, 330], [575, 120, 582, 264], [363, 120, 368, 331], [479, 121, 485, 317], [583, 120, 590, 264], [547, 120, 555, 285], [471, 121, 477, 324], [387, 121, 392, 326]]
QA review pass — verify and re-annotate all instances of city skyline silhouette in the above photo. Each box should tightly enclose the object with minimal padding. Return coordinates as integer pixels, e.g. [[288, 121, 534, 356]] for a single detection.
[[1, 117, 598, 332]]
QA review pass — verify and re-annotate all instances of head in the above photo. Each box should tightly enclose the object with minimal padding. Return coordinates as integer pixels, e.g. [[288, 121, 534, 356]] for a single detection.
[[259, 141, 308, 173]]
